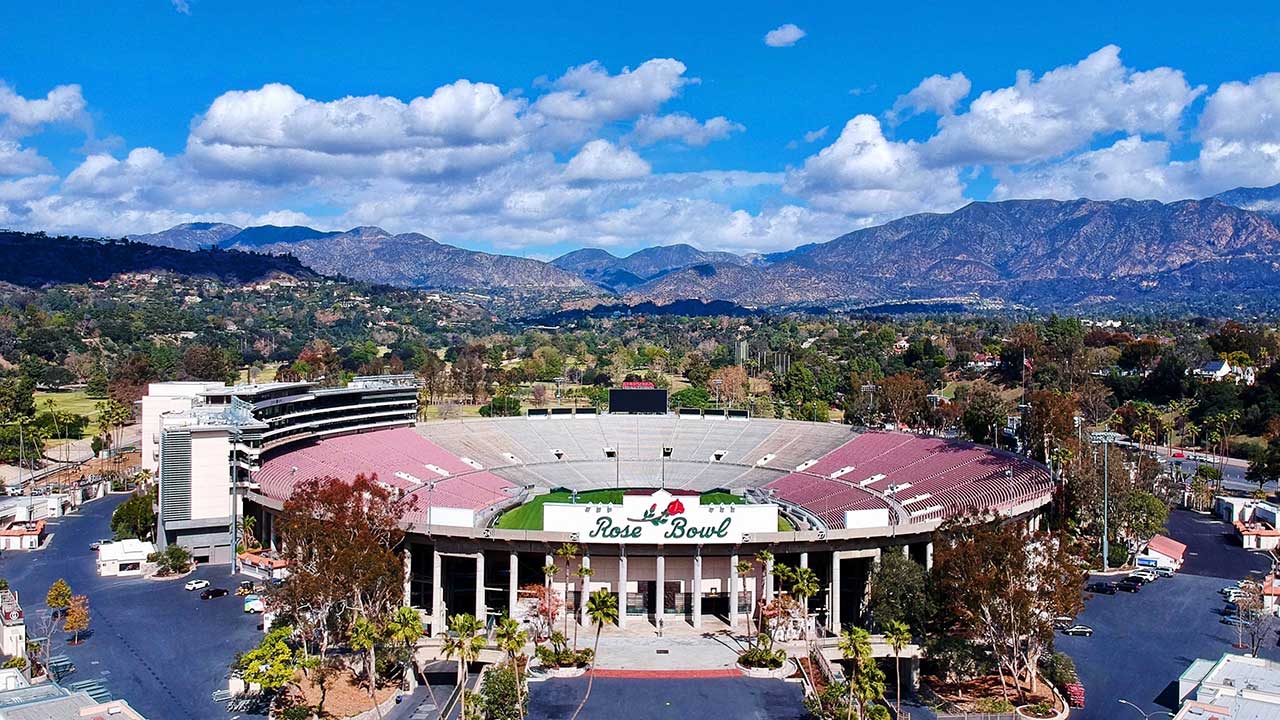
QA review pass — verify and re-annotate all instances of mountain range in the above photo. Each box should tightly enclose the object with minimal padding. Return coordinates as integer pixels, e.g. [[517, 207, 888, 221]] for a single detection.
[[122, 182, 1280, 313]]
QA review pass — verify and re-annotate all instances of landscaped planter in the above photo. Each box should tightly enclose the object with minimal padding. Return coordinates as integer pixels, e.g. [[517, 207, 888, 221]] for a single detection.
[[737, 659, 795, 680], [1015, 702, 1068, 719], [540, 665, 587, 679]]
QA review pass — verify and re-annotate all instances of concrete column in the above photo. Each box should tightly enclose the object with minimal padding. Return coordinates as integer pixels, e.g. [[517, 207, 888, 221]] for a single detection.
[[829, 552, 841, 632], [903, 545, 910, 558], [579, 554, 591, 626], [475, 552, 486, 625], [508, 551, 519, 618], [925, 541, 934, 571], [692, 550, 703, 629], [432, 548, 444, 634], [617, 554, 628, 629], [799, 552, 809, 569], [729, 552, 739, 628], [765, 558, 775, 604], [655, 554, 665, 626], [403, 545, 413, 608]]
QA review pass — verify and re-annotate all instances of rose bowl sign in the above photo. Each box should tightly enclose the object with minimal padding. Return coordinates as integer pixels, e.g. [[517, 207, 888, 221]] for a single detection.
[[541, 489, 778, 544]]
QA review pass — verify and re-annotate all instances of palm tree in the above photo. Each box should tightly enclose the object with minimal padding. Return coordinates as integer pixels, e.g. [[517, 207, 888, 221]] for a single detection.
[[884, 620, 911, 716], [386, 606, 425, 686], [555, 543, 579, 639], [754, 550, 774, 639], [838, 626, 882, 720], [349, 617, 384, 718], [791, 566, 819, 640], [240, 514, 257, 550], [735, 559, 754, 641], [440, 613, 486, 720], [570, 589, 619, 720], [495, 616, 529, 720], [573, 565, 593, 651]]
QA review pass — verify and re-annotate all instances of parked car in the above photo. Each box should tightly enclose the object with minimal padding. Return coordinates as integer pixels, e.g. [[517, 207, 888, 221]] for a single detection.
[[200, 588, 229, 600], [1223, 615, 1253, 627], [1117, 579, 1142, 592], [1155, 567, 1175, 578], [1052, 616, 1075, 629], [1125, 573, 1155, 585], [1131, 569, 1158, 581], [1087, 581, 1118, 595], [1062, 624, 1094, 637], [89, 539, 112, 551], [185, 579, 210, 592], [243, 594, 265, 613]]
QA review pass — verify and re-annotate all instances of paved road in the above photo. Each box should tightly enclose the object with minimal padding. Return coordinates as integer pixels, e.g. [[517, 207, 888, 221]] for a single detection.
[[528, 677, 807, 720], [0, 493, 266, 720], [1060, 510, 1277, 720]]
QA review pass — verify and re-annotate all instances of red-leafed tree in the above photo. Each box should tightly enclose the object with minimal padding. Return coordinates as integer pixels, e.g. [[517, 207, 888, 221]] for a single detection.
[[270, 473, 413, 691]]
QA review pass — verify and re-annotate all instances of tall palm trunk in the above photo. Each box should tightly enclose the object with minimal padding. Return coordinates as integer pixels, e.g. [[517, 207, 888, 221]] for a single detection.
[[570, 624, 602, 720], [458, 659, 467, 720], [894, 652, 902, 716]]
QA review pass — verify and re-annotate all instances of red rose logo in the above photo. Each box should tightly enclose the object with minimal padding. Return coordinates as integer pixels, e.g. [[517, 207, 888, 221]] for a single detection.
[[666, 499, 685, 516]]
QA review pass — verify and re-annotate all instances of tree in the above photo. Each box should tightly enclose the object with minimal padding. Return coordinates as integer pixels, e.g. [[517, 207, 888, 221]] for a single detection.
[[110, 489, 156, 540], [494, 616, 529, 720], [709, 365, 748, 406], [478, 662, 525, 720], [386, 605, 425, 673], [884, 620, 911, 716], [181, 344, 236, 383], [838, 626, 885, 720], [570, 589, 619, 720], [349, 616, 383, 706], [441, 613, 485, 720], [736, 559, 754, 639], [1115, 492, 1169, 561], [879, 373, 928, 429], [867, 550, 934, 632], [754, 550, 774, 639], [270, 474, 409, 663], [554, 543, 579, 640], [1247, 440, 1280, 493], [237, 625, 304, 695], [46, 579, 72, 617], [960, 382, 1007, 445], [789, 566, 819, 639], [63, 594, 89, 645], [932, 515, 1085, 700]]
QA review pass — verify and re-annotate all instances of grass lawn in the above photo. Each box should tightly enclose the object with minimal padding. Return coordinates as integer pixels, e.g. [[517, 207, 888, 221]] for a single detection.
[[496, 489, 794, 531], [34, 390, 104, 421]]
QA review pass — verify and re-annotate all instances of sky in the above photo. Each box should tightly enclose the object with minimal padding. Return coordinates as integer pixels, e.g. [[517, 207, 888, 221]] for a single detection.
[[1, 1, 1279, 259]]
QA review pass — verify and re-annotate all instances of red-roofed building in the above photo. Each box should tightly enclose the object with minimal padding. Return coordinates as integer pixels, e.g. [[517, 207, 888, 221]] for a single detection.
[[1142, 534, 1188, 570]]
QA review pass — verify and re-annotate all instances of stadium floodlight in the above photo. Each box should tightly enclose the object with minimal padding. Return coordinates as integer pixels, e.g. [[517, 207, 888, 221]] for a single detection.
[[661, 446, 673, 489]]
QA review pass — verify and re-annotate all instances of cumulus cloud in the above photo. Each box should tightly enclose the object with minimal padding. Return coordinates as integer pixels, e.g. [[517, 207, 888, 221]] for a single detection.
[[628, 113, 744, 146], [992, 136, 1194, 202], [785, 115, 965, 217], [532, 59, 694, 123], [171, 0, 190, 14], [922, 45, 1204, 167], [564, 139, 651, 181], [0, 81, 89, 134], [889, 72, 971, 121], [764, 24, 806, 48]]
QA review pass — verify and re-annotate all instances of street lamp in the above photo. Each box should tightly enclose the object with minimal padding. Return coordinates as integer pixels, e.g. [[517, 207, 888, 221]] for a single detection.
[[1117, 699, 1173, 719], [1092, 431, 1125, 572], [661, 447, 673, 490]]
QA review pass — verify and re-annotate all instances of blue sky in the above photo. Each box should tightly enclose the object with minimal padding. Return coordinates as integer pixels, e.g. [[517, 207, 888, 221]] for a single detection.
[[1, 1, 1279, 258]]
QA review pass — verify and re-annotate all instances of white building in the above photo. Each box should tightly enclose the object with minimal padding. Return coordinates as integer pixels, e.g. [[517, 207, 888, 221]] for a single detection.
[[0, 591, 25, 660], [96, 538, 155, 577], [1216, 497, 1280, 551], [1178, 653, 1280, 719], [1194, 359, 1257, 386], [142, 376, 419, 565]]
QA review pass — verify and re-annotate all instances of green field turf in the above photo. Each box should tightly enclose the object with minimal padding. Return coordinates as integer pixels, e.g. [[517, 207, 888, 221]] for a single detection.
[[495, 488, 794, 531], [34, 390, 104, 421]]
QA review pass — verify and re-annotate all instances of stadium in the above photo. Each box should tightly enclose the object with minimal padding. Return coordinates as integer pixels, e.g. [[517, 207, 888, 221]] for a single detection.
[[226, 387, 1057, 640]]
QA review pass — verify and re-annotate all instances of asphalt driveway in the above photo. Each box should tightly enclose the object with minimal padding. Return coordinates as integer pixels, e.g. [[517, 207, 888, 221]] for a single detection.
[[528, 677, 807, 720], [1059, 510, 1277, 720], [0, 494, 266, 720]]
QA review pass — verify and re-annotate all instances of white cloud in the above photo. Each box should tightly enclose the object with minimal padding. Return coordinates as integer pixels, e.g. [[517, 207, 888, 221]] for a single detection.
[[532, 59, 694, 124], [0, 140, 51, 176], [922, 45, 1204, 167], [629, 113, 744, 146], [804, 126, 829, 143], [0, 81, 88, 135], [785, 115, 965, 217], [764, 24, 806, 48], [564, 139, 651, 181], [171, 0, 190, 14], [992, 136, 1195, 202], [890, 72, 971, 121]]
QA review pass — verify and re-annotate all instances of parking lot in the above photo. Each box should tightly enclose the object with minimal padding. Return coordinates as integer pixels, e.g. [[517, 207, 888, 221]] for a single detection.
[[527, 676, 807, 720], [1059, 509, 1277, 720], [0, 493, 266, 720]]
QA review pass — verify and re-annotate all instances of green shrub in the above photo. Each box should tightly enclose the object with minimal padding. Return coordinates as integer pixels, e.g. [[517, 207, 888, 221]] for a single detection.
[[738, 633, 787, 669], [1042, 651, 1078, 690], [278, 706, 311, 720], [975, 698, 1016, 713]]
